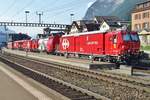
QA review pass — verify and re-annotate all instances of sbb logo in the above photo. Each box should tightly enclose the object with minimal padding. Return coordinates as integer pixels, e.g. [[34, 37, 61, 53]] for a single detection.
[[62, 39, 69, 49]]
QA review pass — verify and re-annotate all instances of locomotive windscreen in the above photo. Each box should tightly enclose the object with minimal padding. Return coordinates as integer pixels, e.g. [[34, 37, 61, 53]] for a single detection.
[[130, 34, 139, 41]]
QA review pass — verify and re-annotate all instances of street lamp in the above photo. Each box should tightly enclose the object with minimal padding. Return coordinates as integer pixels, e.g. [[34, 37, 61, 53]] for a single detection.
[[25, 11, 30, 23]]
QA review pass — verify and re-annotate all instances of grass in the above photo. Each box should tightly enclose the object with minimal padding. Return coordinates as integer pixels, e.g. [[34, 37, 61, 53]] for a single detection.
[[141, 46, 150, 51]]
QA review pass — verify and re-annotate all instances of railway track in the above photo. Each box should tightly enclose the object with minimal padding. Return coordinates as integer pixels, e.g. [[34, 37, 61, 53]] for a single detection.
[[0, 52, 150, 99], [0, 54, 107, 100], [5, 52, 150, 88]]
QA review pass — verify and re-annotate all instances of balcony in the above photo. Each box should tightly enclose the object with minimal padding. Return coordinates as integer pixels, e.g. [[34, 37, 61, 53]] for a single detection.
[[132, 6, 150, 13]]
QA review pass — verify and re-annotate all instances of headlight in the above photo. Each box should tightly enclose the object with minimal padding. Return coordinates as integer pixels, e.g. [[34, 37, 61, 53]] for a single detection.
[[122, 45, 125, 49], [128, 49, 131, 52]]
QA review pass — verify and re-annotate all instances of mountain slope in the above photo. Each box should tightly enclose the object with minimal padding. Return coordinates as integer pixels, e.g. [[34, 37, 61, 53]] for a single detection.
[[0, 26, 15, 46], [0, 26, 15, 33], [84, 0, 146, 20]]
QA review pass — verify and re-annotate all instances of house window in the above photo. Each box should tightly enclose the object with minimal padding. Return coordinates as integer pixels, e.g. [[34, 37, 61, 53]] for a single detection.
[[103, 25, 106, 28], [139, 4, 144, 9], [139, 24, 141, 30], [72, 25, 76, 28], [143, 22, 149, 29], [144, 3, 147, 7], [134, 24, 138, 30], [137, 24, 140, 30], [134, 14, 138, 20], [134, 24, 141, 31], [138, 14, 141, 19], [148, 2, 150, 7], [134, 14, 141, 20], [143, 12, 149, 18]]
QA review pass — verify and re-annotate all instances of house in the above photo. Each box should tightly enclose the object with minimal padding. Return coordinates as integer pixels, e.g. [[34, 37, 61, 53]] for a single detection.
[[131, 0, 150, 46], [69, 20, 99, 34], [94, 16, 130, 32], [68, 16, 129, 34]]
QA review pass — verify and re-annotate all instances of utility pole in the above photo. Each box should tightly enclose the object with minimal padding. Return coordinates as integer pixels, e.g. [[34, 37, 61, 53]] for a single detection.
[[91, 7, 94, 19], [36, 11, 43, 23], [4, 25, 8, 46], [70, 13, 74, 24], [25, 11, 30, 23]]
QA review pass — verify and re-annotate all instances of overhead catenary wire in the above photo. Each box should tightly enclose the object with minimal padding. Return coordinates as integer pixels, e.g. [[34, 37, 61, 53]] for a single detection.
[[0, 0, 92, 35], [29, 0, 78, 23], [13, 0, 76, 22], [37, 0, 60, 11], [43, 0, 87, 22], [12, 0, 35, 18], [43, 0, 77, 13], [11, 0, 89, 23], [0, 0, 17, 18]]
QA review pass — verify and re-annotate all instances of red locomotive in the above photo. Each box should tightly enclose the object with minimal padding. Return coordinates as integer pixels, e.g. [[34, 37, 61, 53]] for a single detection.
[[58, 30, 140, 63]]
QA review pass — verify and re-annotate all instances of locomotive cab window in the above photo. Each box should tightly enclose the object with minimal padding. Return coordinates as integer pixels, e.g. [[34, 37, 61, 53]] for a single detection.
[[123, 34, 131, 41], [131, 34, 139, 41]]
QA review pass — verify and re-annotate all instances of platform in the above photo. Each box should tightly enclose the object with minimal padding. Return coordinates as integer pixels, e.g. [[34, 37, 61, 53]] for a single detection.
[[106, 65, 133, 75], [2, 48, 116, 69], [106, 65, 150, 80], [0, 65, 37, 100], [0, 61, 69, 100]]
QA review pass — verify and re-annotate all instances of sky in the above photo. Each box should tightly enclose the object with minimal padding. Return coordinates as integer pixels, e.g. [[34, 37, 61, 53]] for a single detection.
[[0, 0, 96, 37]]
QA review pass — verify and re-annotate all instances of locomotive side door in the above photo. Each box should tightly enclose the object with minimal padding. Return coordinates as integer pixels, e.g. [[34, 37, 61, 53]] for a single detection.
[[111, 34, 118, 55], [105, 33, 118, 55]]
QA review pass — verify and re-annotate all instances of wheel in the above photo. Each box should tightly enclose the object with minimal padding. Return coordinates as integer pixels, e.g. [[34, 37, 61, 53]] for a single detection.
[[115, 62, 120, 69], [64, 53, 69, 58], [75, 54, 80, 58], [46, 51, 50, 54]]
